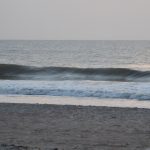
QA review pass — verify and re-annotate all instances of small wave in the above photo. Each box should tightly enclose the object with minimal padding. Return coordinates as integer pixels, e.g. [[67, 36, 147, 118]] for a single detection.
[[0, 64, 150, 82]]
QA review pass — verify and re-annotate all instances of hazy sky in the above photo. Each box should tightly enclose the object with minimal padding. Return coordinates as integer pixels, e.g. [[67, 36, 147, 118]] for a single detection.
[[0, 0, 150, 40]]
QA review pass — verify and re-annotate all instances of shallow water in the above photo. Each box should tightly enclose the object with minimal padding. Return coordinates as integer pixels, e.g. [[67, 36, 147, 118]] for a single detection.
[[1, 95, 150, 109]]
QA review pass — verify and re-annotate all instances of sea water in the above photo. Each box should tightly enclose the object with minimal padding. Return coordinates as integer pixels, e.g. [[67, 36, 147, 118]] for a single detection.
[[0, 40, 150, 108]]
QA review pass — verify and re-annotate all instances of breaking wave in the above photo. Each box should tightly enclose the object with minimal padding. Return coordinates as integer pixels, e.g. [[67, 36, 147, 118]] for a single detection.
[[0, 64, 150, 82]]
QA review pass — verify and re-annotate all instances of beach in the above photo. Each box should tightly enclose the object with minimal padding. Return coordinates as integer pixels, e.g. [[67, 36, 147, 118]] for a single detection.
[[0, 103, 150, 150]]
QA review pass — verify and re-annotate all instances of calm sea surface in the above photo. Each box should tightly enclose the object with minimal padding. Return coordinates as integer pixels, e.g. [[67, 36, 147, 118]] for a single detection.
[[0, 40, 150, 108], [1, 40, 150, 69]]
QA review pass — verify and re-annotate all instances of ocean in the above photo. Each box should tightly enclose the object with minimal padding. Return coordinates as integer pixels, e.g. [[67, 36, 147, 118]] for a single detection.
[[0, 40, 150, 108]]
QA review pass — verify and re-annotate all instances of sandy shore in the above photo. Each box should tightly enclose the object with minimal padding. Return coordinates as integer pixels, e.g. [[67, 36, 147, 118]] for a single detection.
[[0, 103, 150, 150]]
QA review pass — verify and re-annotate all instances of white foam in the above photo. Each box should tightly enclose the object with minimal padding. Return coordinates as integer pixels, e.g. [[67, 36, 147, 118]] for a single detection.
[[0, 80, 150, 100]]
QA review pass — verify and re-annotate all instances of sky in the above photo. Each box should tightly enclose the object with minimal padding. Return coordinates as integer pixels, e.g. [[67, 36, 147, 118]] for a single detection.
[[0, 0, 150, 40]]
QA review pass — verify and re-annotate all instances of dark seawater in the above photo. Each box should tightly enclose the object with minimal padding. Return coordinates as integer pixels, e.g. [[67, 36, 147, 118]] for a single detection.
[[0, 40, 150, 103]]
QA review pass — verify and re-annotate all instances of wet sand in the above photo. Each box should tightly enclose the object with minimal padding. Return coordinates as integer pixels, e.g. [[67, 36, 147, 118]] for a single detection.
[[0, 103, 150, 150]]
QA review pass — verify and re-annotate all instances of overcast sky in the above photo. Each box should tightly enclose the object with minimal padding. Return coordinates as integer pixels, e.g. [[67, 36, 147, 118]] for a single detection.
[[0, 0, 150, 40]]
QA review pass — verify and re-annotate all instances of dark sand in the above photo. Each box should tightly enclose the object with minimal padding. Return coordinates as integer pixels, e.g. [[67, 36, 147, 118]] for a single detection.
[[0, 103, 150, 150]]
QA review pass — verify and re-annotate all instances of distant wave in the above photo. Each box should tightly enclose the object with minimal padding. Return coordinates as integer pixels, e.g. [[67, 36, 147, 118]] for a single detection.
[[0, 64, 150, 82]]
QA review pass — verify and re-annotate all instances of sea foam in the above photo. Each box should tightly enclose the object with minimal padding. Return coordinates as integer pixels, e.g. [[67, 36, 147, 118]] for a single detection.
[[0, 80, 150, 100]]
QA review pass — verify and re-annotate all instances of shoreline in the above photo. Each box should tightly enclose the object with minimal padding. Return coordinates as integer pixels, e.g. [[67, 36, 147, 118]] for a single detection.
[[1, 95, 150, 109], [0, 103, 150, 150]]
